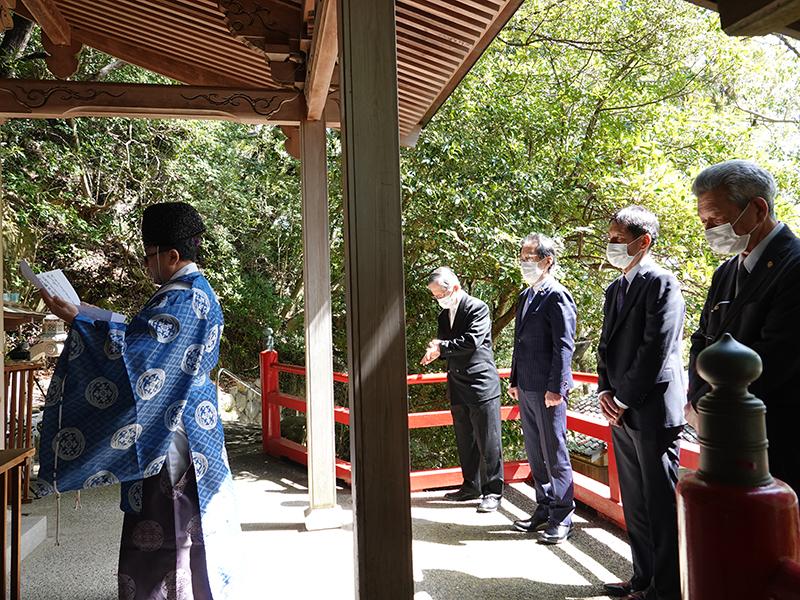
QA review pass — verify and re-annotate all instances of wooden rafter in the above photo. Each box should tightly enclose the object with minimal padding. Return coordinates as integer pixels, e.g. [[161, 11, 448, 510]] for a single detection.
[[19, 0, 70, 44], [718, 0, 800, 36], [0, 78, 340, 126], [304, 0, 336, 121]]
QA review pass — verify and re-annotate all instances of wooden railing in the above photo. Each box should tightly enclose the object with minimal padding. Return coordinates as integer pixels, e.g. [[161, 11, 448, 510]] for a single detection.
[[4, 362, 38, 503], [259, 349, 700, 529]]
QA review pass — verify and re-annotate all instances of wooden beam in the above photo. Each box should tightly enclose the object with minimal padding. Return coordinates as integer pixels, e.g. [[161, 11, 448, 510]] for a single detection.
[[719, 0, 800, 35], [19, 0, 70, 45], [304, 0, 337, 121], [338, 0, 414, 597], [0, 79, 341, 126]]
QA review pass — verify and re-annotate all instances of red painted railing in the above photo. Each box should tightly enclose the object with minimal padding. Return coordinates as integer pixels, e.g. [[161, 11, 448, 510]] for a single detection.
[[259, 349, 700, 529]]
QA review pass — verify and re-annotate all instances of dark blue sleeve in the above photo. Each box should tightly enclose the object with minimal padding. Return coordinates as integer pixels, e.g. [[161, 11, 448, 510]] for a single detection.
[[547, 289, 577, 397]]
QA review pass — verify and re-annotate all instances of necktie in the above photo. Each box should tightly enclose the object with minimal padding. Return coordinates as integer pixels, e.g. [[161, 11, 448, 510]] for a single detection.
[[616, 277, 629, 315], [522, 287, 535, 318], [736, 262, 749, 297]]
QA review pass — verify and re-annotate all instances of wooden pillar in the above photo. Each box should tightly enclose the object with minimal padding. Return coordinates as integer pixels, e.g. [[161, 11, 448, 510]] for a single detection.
[[0, 161, 5, 451], [337, 0, 413, 598], [300, 118, 343, 530]]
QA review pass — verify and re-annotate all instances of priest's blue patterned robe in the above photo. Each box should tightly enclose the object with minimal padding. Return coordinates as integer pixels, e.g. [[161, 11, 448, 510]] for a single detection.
[[39, 270, 240, 599]]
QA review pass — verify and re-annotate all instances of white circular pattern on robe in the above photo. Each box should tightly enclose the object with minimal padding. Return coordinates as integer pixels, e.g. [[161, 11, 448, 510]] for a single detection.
[[83, 470, 119, 488], [85, 377, 119, 409], [204, 324, 219, 353], [185, 514, 204, 544], [195, 401, 218, 430], [136, 368, 166, 400], [148, 314, 181, 344], [53, 427, 85, 461], [144, 455, 167, 478], [68, 331, 84, 361], [191, 373, 206, 387], [127, 481, 143, 512], [110, 424, 143, 450], [30, 479, 55, 498], [117, 573, 136, 600], [164, 400, 187, 431], [44, 374, 64, 407], [161, 569, 192, 600], [180, 344, 204, 376], [132, 520, 164, 552], [192, 289, 211, 320], [104, 330, 127, 360], [191, 452, 209, 481]]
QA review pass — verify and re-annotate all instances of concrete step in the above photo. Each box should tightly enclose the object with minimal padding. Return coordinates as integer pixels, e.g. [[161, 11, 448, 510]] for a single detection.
[[5, 512, 47, 563]]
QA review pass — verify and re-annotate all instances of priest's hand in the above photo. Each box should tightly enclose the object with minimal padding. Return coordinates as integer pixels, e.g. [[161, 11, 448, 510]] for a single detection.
[[40, 289, 78, 324]]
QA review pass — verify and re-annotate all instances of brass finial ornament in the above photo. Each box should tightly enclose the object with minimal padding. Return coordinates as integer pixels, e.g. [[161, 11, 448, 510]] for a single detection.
[[695, 333, 771, 487]]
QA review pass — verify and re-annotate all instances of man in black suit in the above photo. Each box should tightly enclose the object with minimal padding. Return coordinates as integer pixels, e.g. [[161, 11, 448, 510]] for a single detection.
[[688, 160, 800, 494], [508, 233, 578, 544], [421, 267, 504, 512], [597, 206, 686, 600]]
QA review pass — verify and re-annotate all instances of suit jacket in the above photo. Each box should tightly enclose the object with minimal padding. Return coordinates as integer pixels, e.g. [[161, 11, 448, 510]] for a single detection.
[[438, 292, 501, 404], [510, 277, 577, 396], [597, 260, 686, 430], [688, 224, 800, 416]]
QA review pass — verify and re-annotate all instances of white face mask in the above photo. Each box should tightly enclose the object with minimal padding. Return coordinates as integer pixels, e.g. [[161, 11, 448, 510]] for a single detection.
[[704, 203, 759, 255], [520, 260, 545, 286], [437, 290, 459, 310], [606, 236, 643, 270]]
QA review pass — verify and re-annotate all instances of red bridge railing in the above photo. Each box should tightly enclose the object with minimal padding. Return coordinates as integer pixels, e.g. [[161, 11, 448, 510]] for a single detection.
[[259, 349, 700, 529]]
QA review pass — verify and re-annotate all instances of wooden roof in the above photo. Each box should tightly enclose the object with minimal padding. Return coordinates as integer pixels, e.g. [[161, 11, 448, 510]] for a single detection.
[[686, 1, 800, 39], [11, 0, 524, 142]]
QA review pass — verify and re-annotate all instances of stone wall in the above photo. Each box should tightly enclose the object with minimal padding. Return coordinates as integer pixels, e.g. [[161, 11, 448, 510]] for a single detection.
[[217, 379, 262, 426]]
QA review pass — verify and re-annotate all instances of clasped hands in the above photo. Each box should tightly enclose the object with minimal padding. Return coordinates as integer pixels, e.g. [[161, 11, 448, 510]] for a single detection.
[[420, 340, 441, 366]]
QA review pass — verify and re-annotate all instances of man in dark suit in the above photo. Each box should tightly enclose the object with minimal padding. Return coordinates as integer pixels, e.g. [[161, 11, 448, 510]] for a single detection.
[[421, 267, 504, 512], [597, 206, 686, 600], [508, 233, 577, 544], [688, 160, 800, 494]]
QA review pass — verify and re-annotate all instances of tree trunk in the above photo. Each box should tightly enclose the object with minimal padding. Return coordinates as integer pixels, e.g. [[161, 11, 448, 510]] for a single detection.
[[0, 15, 34, 78]]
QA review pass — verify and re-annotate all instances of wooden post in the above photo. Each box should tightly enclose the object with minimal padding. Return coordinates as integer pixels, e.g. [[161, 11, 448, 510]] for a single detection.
[[300, 118, 343, 530], [337, 0, 413, 597], [0, 160, 5, 451]]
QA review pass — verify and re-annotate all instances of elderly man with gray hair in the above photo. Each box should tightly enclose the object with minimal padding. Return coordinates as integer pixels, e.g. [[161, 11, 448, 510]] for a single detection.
[[689, 159, 800, 494], [421, 267, 504, 512]]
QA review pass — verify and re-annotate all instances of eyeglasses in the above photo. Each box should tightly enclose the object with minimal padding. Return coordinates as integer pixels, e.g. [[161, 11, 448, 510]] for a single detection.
[[142, 248, 169, 265]]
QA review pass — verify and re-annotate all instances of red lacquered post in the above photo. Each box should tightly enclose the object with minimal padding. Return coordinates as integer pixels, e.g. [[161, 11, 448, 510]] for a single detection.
[[677, 334, 800, 600], [260, 348, 281, 453]]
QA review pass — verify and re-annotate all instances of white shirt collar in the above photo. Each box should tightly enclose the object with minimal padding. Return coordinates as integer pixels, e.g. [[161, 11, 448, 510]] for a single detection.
[[623, 254, 653, 284], [740, 222, 783, 273], [530, 274, 552, 293], [168, 262, 199, 282]]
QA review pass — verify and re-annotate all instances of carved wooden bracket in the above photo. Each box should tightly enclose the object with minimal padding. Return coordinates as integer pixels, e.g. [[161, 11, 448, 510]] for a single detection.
[[217, 0, 305, 89], [42, 33, 82, 79], [0, 0, 15, 31], [280, 124, 300, 159]]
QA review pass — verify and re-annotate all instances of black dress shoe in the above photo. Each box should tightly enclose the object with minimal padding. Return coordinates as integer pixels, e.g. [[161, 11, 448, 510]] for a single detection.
[[512, 515, 548, 533], [443, 489, 481, 502], [538, 523, 573, 544], [603, 581, 634, 597], [477, 495, 501, 512], [621, 591, 649, 600]]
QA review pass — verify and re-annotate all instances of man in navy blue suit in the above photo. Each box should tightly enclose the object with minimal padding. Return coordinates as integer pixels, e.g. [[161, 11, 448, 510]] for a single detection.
[[598, 206, 685, 600], [508, 233, 578, 544]]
